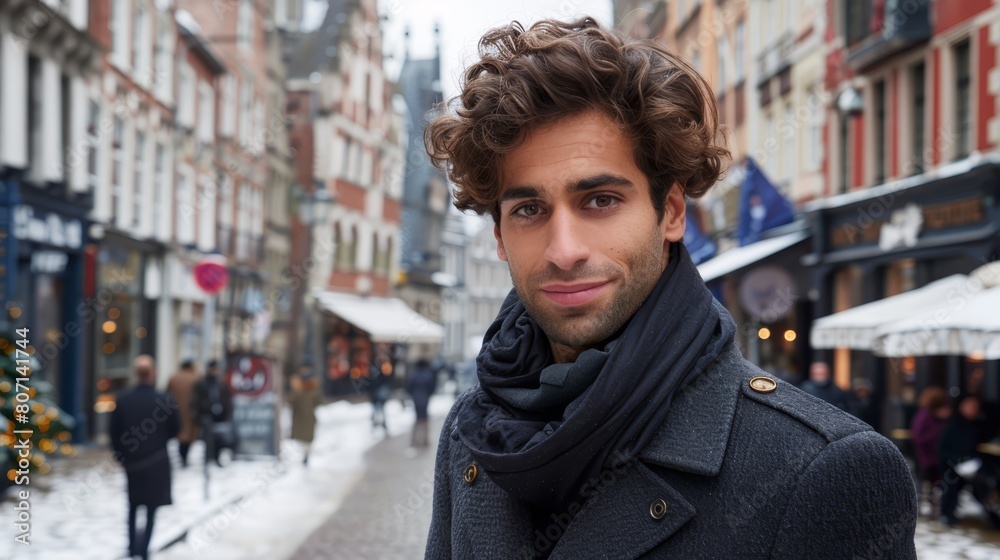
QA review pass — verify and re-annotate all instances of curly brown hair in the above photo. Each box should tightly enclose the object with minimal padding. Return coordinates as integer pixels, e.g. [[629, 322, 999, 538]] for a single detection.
[[424, 17, 729, 223]]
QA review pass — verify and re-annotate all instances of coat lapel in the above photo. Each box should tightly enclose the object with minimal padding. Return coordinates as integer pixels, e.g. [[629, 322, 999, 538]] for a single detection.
[[550, 344, 746, 558]]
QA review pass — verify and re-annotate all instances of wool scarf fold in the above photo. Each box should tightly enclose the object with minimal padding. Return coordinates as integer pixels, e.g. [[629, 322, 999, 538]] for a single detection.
[[456, 242, 736, 511]]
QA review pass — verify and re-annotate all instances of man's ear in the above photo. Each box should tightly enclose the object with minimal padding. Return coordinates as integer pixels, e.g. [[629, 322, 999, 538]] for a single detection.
[[494, 223, 508, 262], [661, 182, 686, 243]]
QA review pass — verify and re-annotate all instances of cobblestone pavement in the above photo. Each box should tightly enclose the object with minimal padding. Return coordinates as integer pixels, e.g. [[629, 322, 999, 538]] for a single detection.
[[292, 416, 442, 559]]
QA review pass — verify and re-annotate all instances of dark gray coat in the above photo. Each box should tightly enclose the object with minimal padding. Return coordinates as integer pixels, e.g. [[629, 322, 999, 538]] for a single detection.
[[426, 344, 917, 559]]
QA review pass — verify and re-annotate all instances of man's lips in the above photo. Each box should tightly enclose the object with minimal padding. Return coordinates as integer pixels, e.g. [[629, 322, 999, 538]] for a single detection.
[[539, 281, 610, 306]]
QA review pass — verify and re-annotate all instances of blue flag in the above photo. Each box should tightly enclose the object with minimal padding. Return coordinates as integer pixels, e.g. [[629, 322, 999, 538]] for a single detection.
[[683, 202, 717, 264], [737, 157, 795, 246]]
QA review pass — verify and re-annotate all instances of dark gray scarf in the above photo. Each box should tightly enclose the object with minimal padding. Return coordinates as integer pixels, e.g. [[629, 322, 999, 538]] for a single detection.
[[456, 242, 736, 511]]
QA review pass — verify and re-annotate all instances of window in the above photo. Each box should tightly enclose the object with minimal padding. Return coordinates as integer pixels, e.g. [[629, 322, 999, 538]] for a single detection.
[[911, 62, 925, 173], [839, 115, 850, 193], [28, 56, 41, 178], [734, 21, 745, 83], [178, 63, 194, 128], [113, 117, 124, 222], [874, 80, 886, 183], [134, 132, 145, 228], [176, 170, 194, 244], [155, 18, 173, 99], [87, 101, 100, 193], [238, 0, 253, 51], [782, 104, 795, 184], [133, 4, 148, 82], [766, 0, 775, 43], [61, 73, 71, 183], [845, 0, 871, 46], [954, 40, 972, 160], [154, 143, 166, 238], [221, 76, 236, 137], [239, 82, 252, 143], [197, 81, 214, 144], [808, 89, 822, 172]]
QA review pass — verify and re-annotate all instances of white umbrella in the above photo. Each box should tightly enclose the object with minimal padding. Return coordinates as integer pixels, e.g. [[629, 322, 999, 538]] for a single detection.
[[873, 262, 1000, 358]]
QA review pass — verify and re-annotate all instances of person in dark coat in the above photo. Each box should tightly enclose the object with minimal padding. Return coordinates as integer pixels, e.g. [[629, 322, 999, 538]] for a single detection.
[[110, 355, 180, 560], [422, 18, 917, 559], [192, 359, 234, 466], [912, 385, 950, 515], [406, 359, 438, 448], [938, 395, 992, 526], [368, 358, 393, 433], [799, 361, 852, 411]]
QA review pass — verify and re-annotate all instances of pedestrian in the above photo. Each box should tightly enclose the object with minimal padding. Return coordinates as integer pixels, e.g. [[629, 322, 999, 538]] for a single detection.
[[849, 377, 880, 430], [166, 359, 200, 467], [422, 17, 916, 558], [912, 386, 950, 516], [289, 365, 323, 465], [938, 395, 999, 527], [406, 358, 438, 448], [110, 355, 180, 560], [368, 357, 393, 433], [192, 359, 235, 466], [799, 361, 852, 410]]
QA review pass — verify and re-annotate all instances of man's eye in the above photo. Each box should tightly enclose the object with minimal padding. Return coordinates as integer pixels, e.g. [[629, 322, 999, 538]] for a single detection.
[[514, 204, 540, 217], [588, 195, 616, 208]]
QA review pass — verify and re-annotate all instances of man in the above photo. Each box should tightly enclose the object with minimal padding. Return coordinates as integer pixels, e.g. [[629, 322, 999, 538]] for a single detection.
[[166, 359, 200, 467], [110, 355, 180, 560], [423, 18, 916, 559], [938, 395, 999, 528], [192, 359, 235, 466], [799, 361, 852, 411]]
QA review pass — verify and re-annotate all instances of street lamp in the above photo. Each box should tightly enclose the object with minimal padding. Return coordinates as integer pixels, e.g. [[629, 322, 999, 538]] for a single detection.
[[297, 183, 335, 373]]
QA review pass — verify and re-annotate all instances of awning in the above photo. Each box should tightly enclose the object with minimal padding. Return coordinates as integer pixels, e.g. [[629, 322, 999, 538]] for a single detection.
[[810, 275, 970, 351], [873, 270, 1000, 358], [812, 261, 1000, 357], [313, 290, 444, 344], [697, 230, 809, 283]]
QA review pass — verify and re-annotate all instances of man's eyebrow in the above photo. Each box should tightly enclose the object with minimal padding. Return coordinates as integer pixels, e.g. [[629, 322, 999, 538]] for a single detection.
[[570, 174, 635, 192], [499, 186, 540, 203], [499, 174, 634, 203]]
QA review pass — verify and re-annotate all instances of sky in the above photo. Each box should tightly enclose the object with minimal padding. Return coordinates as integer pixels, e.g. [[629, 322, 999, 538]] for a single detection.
[[304, 0, 614, 99]]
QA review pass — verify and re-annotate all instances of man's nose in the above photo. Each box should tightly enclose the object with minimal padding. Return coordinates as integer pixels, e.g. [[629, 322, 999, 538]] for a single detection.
[[543, 210, 590, 270]]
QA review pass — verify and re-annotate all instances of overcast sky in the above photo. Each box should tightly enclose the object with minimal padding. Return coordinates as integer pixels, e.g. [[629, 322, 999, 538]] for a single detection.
[[305, 0, 613, 99]]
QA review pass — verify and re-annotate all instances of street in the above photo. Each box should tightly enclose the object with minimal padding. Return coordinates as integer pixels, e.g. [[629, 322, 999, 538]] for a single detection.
[[2, 393, 1000, 559]]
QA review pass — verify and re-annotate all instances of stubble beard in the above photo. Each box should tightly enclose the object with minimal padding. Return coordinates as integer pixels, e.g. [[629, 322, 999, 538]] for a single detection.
[[509, 232, 667, 350]]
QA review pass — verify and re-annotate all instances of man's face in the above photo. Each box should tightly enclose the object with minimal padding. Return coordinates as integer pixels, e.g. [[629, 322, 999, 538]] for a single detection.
[[494, 111, 685, 362], [810, 363, 830, 384]]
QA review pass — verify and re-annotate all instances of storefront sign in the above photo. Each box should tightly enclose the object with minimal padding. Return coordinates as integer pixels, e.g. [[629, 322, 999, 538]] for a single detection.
[[12, 205, 82, 250], [830, 196, 986, 250], [30, 251, 68, 274], [226, 355, 279, 456]]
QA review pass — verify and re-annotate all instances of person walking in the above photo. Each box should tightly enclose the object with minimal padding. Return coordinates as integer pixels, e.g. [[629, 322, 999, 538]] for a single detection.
[[166, 359, 200, 467], [289, 366, 323, 465], [799, 361, 852, 410], [406, 359, 438, 448], [192, 359, 235, 466], [939, 395, 986, 526], [110, 355, 180, 560], [368, 358, 393, 434], [422, 17, 916, 558], [912, 386, 950, 515]]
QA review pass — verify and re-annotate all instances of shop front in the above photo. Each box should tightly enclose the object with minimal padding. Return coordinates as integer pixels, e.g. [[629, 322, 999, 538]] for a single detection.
[[806, 157, 1000, 436], [88, 231, 163, 442], [314, 290, 444, 397], [1, 179, 89, 435]]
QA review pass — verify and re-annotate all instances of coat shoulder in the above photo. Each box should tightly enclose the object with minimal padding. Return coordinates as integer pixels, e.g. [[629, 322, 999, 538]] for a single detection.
[[729, 359, 874, 444]]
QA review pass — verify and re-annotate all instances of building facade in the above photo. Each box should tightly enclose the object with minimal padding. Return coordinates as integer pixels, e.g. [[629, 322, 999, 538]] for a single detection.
[[0, 0, 102, 436]]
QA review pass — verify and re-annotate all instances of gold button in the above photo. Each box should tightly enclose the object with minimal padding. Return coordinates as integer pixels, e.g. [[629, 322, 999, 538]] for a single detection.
[[749, 376, 777, 393], [464, 464, 478, 484], [649, 498, 668, 520]]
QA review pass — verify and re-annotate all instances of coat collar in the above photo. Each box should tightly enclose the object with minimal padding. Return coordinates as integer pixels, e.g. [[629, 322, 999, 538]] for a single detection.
[[637, 342, 744, 476]]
